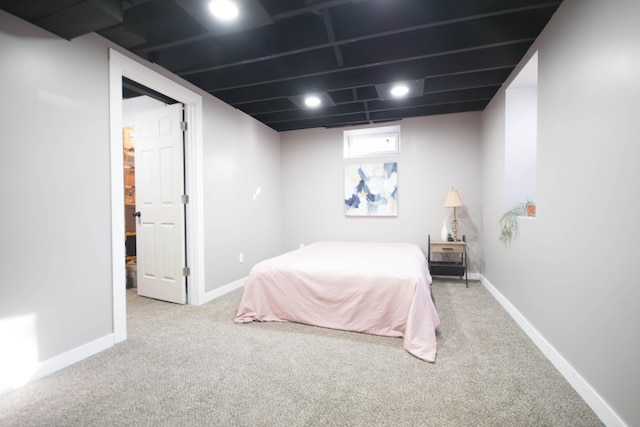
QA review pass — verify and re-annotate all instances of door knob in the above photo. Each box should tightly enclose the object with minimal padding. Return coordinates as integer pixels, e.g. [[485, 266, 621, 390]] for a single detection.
[[133, 211, 141, 218]]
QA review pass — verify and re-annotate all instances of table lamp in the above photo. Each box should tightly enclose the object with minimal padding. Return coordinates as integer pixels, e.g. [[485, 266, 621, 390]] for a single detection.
[[443, 187, 464, 241]]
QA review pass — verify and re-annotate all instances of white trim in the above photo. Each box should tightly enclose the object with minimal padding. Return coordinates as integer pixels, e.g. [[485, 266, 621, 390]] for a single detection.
[[109, 56, 127, 343], [0, 334, 113, 396], [109, 49, 206, 345], [431, 272, 480, 282], [467, 272, 480, 281], [480, 275, 626, 427], [343, 125, 401, 158], [203, 277, 247, 305]]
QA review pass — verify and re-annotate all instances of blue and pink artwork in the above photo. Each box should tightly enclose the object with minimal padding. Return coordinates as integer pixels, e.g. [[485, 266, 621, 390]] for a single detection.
[[344, 162, 397, 216]]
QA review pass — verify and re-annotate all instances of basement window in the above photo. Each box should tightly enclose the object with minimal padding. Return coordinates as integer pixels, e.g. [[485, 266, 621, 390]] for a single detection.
[[505, 52, 537, 215], [343, 125, 400, 158]]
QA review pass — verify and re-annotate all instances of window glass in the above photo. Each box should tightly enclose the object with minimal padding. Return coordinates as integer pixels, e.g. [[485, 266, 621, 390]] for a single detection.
[[344, 125, 400, 158]]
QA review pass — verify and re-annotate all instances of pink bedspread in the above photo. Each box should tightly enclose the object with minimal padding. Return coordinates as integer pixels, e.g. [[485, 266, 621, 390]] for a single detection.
[[235, 241, 441, 362]]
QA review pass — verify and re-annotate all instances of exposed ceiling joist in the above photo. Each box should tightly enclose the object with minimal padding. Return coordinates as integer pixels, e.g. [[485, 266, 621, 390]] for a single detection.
[[0, 0, 562, 132]]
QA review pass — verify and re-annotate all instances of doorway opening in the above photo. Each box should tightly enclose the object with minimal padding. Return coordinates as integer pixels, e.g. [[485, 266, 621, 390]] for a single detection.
[[121, 79, 183, 299], [109, 49, 205, 343]]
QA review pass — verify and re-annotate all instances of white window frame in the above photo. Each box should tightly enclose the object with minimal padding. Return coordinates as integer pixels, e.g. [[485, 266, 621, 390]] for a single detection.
[[504, 52, 537, 214], [343, 125, 400, 158]]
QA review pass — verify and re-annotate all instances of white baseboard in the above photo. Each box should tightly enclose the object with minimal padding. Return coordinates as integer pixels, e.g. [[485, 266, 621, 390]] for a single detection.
[[0, 334, 114, 396], [468, 272, 480, 281], [480, 275, 626, 427], [1, 277, 248, 396], [202, 276, 246, 305], [431, 272, 480, 282], [11, 274, 621, 426]]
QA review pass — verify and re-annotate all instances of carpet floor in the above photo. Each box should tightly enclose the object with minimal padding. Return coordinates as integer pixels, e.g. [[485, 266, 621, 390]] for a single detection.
[[0, 280, 603, 426]]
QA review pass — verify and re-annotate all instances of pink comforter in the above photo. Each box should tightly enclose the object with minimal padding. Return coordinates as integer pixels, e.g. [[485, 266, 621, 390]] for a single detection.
[[235, 241, 441, 362]]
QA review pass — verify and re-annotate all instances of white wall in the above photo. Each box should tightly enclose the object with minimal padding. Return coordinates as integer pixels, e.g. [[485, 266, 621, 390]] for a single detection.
[[0, 11, 113, 370], [114, 55, 283, 295], [202, 97, 282, 290], [481, 0, 640, 425], [504, 87, 537, 210], [280, 113, 483, 272], [0, 8, 282, 391]]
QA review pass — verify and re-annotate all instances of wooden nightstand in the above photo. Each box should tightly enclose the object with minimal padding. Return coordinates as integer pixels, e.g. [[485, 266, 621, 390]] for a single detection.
[[428, 235, 468, 287]]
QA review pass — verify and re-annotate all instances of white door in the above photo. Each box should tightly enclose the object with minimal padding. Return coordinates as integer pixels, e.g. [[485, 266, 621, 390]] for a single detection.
[[134, 103, 187, 304]]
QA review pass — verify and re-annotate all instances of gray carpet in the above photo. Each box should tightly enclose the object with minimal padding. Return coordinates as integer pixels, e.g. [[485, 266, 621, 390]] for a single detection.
[[0, 280, 603, 426]]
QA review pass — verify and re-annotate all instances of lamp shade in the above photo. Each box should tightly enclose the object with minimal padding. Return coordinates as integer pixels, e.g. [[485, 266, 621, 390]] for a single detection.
[[443, 188, 464, 208]]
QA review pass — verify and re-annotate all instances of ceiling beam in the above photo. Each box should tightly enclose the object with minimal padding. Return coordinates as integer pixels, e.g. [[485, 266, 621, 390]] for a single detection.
[[131, 0, 372, 54], [134, 2, 559, 65], [321, 9, 343, 67], [202, 39, 532, 93], [239, 81, 503, 116], [261, 98, 491, 126]]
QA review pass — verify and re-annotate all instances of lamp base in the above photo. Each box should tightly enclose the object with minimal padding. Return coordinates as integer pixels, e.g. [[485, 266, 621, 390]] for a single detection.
[[452, 219, 459, 241]]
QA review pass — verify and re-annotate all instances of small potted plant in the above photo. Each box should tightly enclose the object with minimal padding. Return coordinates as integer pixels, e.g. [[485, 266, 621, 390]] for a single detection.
[[498, 200, 535, 245], [526, 202, 536, 217]]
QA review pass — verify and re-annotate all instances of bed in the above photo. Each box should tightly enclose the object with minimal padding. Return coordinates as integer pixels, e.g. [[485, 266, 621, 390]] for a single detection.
[[234, 241, 441, 362]]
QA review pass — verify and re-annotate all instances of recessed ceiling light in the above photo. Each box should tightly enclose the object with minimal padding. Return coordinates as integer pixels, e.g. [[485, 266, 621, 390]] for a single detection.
[[375, 79, 424, 101], [390, 84, 410, 98], [289, 93, 335, 109], [209, 0, 239, 21], [304, 96, 322, 108]]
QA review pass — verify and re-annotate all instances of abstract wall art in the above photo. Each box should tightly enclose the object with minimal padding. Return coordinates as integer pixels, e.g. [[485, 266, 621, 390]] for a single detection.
[[344, 162, 397, 216]]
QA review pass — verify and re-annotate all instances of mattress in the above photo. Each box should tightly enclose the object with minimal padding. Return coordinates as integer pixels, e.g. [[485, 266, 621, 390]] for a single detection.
[[235, 241, 441, 362]]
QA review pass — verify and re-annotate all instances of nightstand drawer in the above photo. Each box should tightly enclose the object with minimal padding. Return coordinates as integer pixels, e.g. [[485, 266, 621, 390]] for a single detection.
[[430, 243, 464, 253]]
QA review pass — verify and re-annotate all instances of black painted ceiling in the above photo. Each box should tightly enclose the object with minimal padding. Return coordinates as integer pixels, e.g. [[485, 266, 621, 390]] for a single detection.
[[0, 0, 562, 132]]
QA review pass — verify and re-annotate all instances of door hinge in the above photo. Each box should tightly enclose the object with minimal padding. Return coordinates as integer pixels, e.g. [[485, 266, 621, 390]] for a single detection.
[[180, 121, 188, 131], [182, 194, 189, 204], [183, 267, 190, 277]]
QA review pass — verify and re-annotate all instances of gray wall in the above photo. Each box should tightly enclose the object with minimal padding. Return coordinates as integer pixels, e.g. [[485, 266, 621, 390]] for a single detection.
[[0, 12, 113, 362], [280, 113, 483, 271], [480, 0, 640, 425], [0, 8, 282, 371], [202, 96, 282, 290], [117, 53, 283, 294]]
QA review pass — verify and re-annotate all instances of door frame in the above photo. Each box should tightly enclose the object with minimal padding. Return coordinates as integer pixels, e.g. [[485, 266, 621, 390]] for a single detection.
[[109, 48, 205, 343]]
